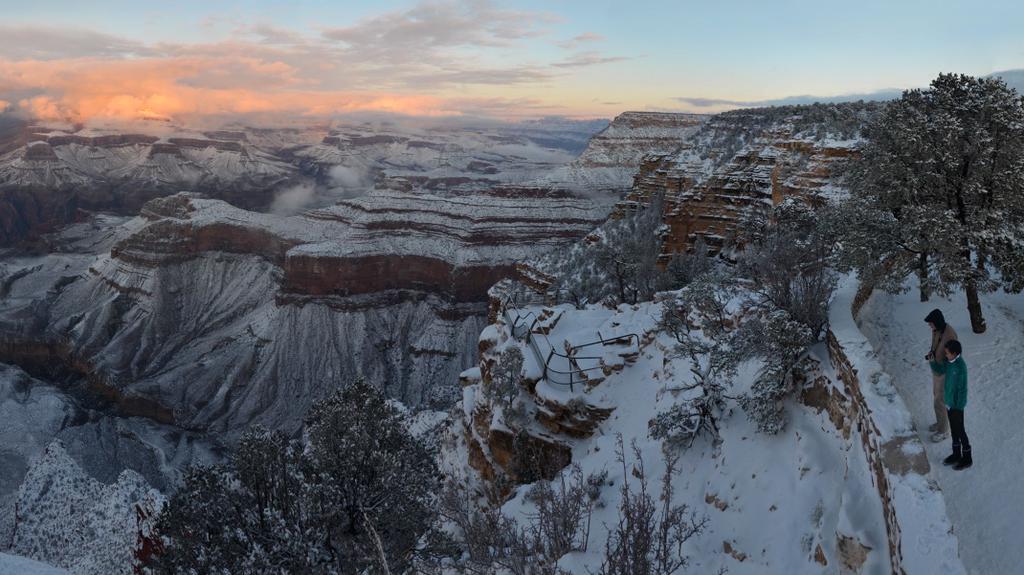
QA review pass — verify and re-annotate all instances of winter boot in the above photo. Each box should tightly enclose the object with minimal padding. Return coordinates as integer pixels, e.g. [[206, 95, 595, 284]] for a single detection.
[[954, 447, 973, 471], [943, 445, 961, 466]]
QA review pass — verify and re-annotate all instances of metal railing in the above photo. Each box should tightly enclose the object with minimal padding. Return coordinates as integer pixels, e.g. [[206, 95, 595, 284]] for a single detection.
[[501, 296, 640, 392]]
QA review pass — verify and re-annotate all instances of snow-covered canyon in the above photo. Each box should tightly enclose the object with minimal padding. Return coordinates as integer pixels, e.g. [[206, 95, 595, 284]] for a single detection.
[[0, 104, 997, 573]]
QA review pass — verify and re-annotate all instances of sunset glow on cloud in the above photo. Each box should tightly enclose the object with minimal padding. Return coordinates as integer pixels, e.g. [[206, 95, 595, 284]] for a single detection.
[[0, 1, 615, 125], [3, 0, 1024, 127], [2, 57, 455, 123]]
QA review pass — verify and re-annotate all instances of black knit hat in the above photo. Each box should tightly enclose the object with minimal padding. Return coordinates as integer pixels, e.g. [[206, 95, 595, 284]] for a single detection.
[[925, 309, 946, 332]]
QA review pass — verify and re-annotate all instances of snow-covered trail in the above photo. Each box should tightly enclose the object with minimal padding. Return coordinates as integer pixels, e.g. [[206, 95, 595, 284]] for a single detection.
[[858, 289, 1024, 575]]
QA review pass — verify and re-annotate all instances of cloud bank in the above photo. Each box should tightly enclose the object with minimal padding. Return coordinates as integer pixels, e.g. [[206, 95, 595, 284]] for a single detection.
[[0, 1, 626, 126], [674, 89, 903, 111]]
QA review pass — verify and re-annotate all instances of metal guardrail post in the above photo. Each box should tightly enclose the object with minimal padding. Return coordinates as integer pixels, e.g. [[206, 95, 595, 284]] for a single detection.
[[544, 347, 554, 381]]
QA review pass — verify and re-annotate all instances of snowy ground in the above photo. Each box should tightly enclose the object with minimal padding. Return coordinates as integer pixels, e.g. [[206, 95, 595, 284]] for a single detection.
[[858, 287, 1024, 575], [0, 553, 69, 574], [480, 295, 907, 573]]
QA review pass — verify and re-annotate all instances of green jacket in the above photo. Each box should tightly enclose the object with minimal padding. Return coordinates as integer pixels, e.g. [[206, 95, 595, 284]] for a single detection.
[[931, 355, 968, 410], [929, 325, 958, 376]]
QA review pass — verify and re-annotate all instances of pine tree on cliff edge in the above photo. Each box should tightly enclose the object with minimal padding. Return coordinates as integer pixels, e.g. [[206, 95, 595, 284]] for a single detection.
[[842, 73, 1024, 333]]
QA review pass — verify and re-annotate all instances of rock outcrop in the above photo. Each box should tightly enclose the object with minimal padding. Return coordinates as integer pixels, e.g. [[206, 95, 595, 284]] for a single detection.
[[541, 111, 708, 191], [625, 113, 861, 254]]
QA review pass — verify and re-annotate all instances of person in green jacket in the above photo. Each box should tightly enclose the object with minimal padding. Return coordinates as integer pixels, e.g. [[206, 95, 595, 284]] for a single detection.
[[931, 339, 971, 470]]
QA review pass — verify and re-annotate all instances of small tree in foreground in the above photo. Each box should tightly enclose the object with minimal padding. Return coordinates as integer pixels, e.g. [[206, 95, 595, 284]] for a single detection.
[[489, 346, 525, 423], [730, 202, 836, 433], [737, 309, 815, 434], [654, 271, 744, 447], [737, 200, 836, 339], [149, 381, 446, 574]]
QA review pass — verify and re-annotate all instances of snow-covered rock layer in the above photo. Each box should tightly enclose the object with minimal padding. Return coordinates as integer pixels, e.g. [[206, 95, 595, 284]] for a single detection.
[[0, 362, 215, 569], [541, 111, 708, 191], [7, 441, 163, 574], [624, 105, 874, 252], [0, 117, 610, 245]]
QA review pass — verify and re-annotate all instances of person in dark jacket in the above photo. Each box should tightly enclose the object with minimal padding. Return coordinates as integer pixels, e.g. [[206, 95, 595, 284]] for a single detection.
[[931, 339, 972, 470], [925, 309, 958, 442]]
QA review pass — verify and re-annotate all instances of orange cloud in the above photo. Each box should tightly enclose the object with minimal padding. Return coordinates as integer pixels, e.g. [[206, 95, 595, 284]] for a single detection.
[[0, 11, 633, 126], [0, 99, 10, 112], [1, 56, 454, 125]]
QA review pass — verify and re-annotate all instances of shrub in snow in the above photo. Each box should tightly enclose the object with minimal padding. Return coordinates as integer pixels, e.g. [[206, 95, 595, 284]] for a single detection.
[[600, 437, 708, 575], [149, 380, 448, 574], [730, 202, 836, 433], [439, 464, 602, 574], [736, 200, 837, 338], [509, 429, 564, 485], [653, 272, 745, 446], [737, 309, 816, 434], [488, 346, 525, 421], [656, 236, 716, 293], [840, 73, 1024, 333]]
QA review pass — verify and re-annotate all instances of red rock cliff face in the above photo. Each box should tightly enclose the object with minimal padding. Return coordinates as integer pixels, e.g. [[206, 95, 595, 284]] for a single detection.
[[282, 254, 516, 303], [112, 220, 297, 268], [625, 122, 859, 254]]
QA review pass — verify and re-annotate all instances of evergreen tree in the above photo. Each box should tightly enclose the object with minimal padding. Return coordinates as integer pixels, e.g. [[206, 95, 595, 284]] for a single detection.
[[731, 202, 835, 433], [148, 428, 309, 573], [148, 381, 443, 574], [737, 200, 837, 337], [303, 381, 440, 572], [842, 74, 1024, 332]]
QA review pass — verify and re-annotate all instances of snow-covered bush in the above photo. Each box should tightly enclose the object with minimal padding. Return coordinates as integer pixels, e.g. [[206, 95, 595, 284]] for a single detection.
[[737, 309, 816, 434], [510, 429, 567, 485], [440, 464, 602, 574], [149, 381, 447, 574], [737, 200, 837, 338], [489, 346, 525, 417], [729, 201, 838, 433], [600, 437, 708, 575], [656, 236, 715, 292], [653, 271, 745, 447]]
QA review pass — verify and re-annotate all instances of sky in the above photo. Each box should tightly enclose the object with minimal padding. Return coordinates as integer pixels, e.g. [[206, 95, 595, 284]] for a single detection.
[[2, 0, 1023, 126]]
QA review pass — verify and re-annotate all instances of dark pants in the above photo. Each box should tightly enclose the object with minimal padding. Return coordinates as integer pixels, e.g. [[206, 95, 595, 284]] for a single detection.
[[948, 409, 970, 451]]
